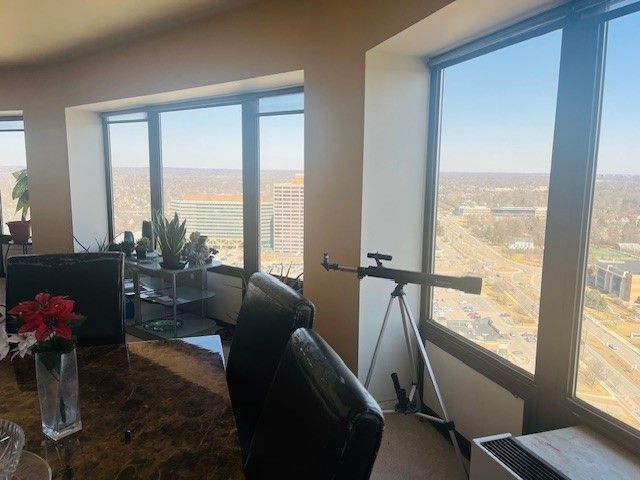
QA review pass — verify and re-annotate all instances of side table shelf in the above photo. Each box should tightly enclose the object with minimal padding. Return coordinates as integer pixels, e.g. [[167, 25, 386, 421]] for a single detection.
[[125, 256, 222, 338]]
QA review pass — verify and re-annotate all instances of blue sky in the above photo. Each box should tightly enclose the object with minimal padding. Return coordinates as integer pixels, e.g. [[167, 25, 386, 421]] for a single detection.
[[109, 105, 304, 171], [1, 12, 639, 175], [439, 10, 640, 175]]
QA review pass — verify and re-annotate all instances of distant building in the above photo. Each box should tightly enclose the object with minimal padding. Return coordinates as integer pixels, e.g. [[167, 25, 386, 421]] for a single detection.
[[446, 318, 502, 346], [453, 205, 490, 216], [508, 238, 535, 251], [171, 194, 273, 248], [454, 205, 546, 218], [491, 207, 547, 217], [274, 174, 304, 253], [617, 243, 640, 254], [594, 260, 640, 302]]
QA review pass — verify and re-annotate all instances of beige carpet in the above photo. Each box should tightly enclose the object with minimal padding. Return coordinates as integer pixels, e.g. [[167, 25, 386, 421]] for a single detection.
[[372, 412, 461, 479]]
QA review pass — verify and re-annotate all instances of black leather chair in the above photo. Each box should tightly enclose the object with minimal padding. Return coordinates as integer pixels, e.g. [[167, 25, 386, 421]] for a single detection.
[[226, 272, 315, 458], [244, 328, 384, 479], [5, 253, 125, 346]]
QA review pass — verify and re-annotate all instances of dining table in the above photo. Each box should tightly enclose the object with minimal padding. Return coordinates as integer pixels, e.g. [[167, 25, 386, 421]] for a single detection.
[[0, 335, 244, 479]]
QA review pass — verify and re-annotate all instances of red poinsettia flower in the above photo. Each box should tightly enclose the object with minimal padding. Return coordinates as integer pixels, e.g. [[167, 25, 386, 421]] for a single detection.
[[7, 293, 84, 343]]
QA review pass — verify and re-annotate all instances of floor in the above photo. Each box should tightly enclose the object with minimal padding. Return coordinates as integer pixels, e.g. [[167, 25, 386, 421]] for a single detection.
[[372, 412, 460, 479], [3, 278, 460, 479]]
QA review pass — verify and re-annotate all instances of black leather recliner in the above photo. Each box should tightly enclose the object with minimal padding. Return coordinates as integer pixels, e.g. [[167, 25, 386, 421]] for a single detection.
[[226, 272, 315, 458], [5, 253, 125, 346], [244, 328, 384, 480]]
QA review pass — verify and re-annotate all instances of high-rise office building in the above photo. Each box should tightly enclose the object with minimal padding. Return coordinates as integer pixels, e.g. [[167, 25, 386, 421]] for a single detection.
[[273, 174, 304, 253]]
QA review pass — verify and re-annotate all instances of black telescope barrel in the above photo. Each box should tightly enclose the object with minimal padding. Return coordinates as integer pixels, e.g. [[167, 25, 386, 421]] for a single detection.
[[360, 265, 482, 294], [367, 252, 392, 261]]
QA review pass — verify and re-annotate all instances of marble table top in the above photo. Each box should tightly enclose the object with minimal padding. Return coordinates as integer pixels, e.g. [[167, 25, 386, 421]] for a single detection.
[[0, 336, 244, 479]]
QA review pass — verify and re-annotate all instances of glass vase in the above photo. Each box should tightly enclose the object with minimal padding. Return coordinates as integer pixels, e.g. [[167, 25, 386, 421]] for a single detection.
[[35, 349, 82, 441]]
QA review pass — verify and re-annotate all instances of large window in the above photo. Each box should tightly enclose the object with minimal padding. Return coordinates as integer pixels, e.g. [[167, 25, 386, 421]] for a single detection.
[[0, 117, 27, 234], [575, 9, 640, 431], [105, 113, 150, 240], [258, 93, 304, 280], [425, 0, 640, 451], [102, 88, 304, 275], [431, 31, 561, 373], [161, 105, 243, 267]]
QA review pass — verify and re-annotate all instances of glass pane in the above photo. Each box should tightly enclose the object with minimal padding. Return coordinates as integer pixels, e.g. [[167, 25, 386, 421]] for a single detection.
[[259, 113, 304, 280], [432, 30, 561, 373], [106, 112, 147, 123], [161, 105, 243, 267], [0, 131, 27, 234], [0, 119, 24, 131], [259, 93, 303, 114], [108, 122, 150, 240], [576, 11, 640, 431]]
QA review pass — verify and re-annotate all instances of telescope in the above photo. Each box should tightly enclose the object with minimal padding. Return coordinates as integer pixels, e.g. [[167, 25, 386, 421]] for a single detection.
[[322, 252, 482, 295], [322, 251, 482, 479]]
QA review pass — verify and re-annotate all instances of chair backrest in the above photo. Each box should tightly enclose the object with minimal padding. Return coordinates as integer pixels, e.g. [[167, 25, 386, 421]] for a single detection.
[[226, 272, 314, 458], [244, 328, 384, 480], [5, 253, 125, 346]]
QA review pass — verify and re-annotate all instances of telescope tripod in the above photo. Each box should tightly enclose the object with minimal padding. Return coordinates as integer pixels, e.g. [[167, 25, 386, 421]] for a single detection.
[[364, 282, 468, 478]]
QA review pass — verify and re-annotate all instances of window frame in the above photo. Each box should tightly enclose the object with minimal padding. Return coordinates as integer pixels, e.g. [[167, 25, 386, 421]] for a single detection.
[[422, 0, 640, 452], [101, 86, 304, 278], [0, 116, 25, 132]]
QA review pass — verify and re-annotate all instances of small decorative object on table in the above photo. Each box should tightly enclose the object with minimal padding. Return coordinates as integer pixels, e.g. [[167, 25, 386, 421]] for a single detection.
[[119, 240, 135, 258], [154, 211, 187, 269], [135, 236, 151, 260], [2, 294, 86, 441], [107, 240, 134, 257], [0, 419, 25, 480], [182, 232, 218, 267]]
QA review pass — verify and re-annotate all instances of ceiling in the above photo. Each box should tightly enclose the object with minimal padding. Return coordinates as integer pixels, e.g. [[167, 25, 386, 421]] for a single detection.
[[373, 0, 564, 57], [0, 0, 253, 67]]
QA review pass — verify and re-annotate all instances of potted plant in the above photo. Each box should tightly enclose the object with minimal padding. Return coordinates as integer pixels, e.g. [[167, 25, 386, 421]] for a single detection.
[[119, 240, 134, 258], [182, 231, 217, 266], [1, 293, 86, 440], [6, 168, 30, 243], [135, 237, 151, 260], [153, 211, 187, 269]]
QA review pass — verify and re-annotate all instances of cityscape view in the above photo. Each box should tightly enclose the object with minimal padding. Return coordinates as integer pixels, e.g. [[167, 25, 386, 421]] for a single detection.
[[433, 172, 640, 430], [107, 102, 305, 280], [111, 167, 304, 278]]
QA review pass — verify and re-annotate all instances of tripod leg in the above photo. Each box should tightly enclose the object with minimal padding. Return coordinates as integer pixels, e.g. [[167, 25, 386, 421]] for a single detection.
[[364, 294, 396, 389], [398, 296, 417, 386], [400, 296, 469, 478]]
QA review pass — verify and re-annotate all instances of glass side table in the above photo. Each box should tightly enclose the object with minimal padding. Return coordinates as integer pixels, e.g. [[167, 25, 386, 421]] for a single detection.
[[125, 255, 222, 338]]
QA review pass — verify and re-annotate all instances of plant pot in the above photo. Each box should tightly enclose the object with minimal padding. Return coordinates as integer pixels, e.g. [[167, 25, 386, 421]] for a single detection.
[[135, 247, 147, 259], [35, 349, 82, 441], [121, 242, 134, 258], [160, 256, 186, 270], [6, 220, 30, 244]]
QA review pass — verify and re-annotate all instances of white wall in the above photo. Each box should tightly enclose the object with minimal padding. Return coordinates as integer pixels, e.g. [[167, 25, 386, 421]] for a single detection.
[[65, 107, 109, 251], [423, 342, 525, 439], [360, 51, 428, 405]]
